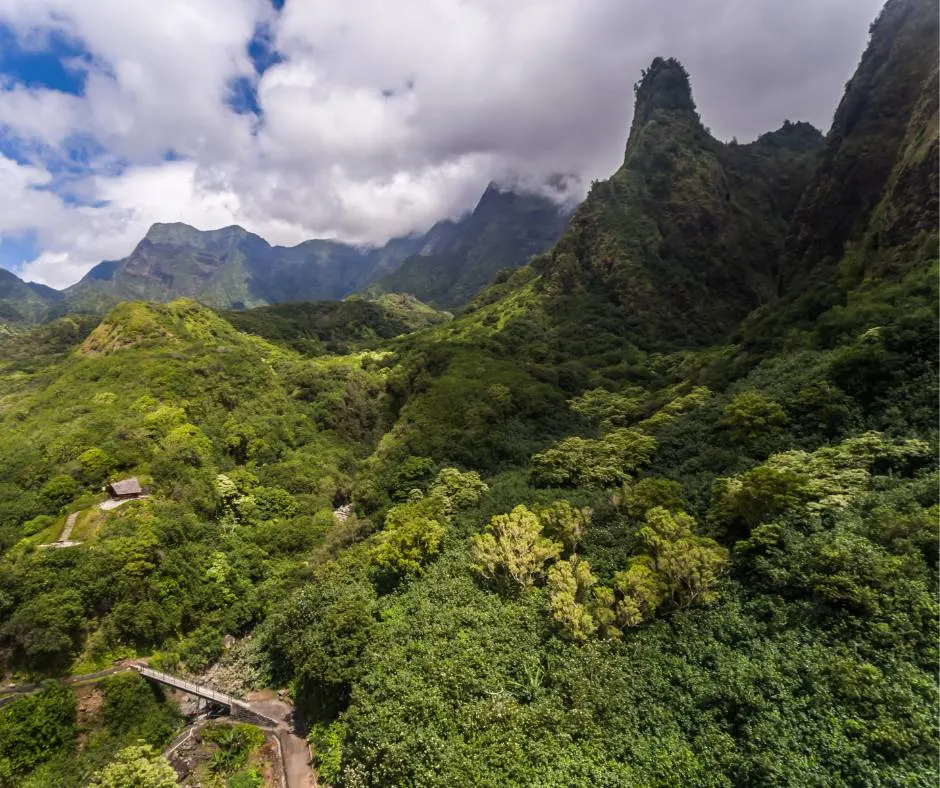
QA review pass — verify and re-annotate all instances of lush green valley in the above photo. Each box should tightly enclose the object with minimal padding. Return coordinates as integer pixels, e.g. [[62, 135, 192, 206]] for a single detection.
[[0, 0, 937, 785]]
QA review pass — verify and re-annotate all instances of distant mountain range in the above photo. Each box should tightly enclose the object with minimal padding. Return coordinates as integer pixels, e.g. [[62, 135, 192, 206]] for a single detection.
[[0, 184, 570, 330]]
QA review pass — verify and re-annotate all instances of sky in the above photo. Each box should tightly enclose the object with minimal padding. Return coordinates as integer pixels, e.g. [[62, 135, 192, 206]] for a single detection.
[[0, 0, 884, 289]]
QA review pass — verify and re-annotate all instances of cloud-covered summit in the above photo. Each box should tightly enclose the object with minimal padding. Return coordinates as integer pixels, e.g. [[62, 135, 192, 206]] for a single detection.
[[0, 0, 883, 288]]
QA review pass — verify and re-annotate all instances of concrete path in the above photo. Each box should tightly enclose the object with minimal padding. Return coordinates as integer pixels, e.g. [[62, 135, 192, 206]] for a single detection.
[[59, 511, 78, 541], [99, 495, 149, 511], [38, 511, 83, 549], [244, 691, 316, 788]]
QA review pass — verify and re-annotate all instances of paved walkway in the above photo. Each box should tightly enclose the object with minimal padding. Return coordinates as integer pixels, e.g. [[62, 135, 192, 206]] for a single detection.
[[38, 496, 151, 549], [38, 511, 82, 549], [244, 692, 316, 788], [98, 495, 148, 511], [60, 511, 78, 540]]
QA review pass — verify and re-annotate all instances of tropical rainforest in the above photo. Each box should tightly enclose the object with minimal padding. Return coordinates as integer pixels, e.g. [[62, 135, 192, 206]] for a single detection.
[[0, 0, 937, 785]]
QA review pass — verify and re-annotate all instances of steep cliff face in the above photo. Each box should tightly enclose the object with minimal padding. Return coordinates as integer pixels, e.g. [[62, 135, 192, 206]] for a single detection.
[[67, 224, 265, 311], [363, 185, 569, 310], [782, 0, 938, 296], [742, 0, 939, 349], [533, 57, 822, 348]]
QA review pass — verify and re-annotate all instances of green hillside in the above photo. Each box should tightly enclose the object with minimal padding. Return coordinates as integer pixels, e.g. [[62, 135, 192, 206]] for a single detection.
[[0, 1, 936, 785]]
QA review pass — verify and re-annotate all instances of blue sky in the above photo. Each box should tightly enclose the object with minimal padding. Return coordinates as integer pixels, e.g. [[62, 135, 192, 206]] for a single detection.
[[0, 25, 92, 273], [0, 0, 884, 288], [0, 28, 76, 271]]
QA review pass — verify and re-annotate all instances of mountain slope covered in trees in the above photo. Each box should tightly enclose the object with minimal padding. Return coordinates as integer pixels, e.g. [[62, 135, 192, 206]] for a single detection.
[[0, 1, 936, 785], [361, 184, 570, 310]]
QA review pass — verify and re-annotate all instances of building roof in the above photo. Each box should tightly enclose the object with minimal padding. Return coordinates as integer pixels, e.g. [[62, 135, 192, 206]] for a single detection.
[[108, 477, 142, 496]]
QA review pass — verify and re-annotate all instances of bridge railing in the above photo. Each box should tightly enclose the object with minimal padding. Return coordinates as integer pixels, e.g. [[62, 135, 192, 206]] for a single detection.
[[133, 665, 237, 707], [133, 664, 283, 727]]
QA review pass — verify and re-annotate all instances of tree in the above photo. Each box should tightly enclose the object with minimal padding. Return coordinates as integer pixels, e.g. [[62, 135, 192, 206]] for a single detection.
[[77, 447, 112, 485], [253, 486, 297, 520], [608, 508, 728, 629], [263, 578, 377, 717], [159, 423, 213, 467], [724, 390, 788, 443], [142, 404, 186, 438], [612, 559, 665, 627], [40, 475, 80, 511], [536, 500, 591, 552], [428, 467, 489, 513], [372, 502, 446, 578], [546, 555, 598, 640], [568, 386, 646, 429], [615, 477, 686, 520], [530, 429, 657, 488], [89, 744, 177, 788], [0, 683, 76, 779], [471, 505, 562, 587], [3, 589, 84, 669]]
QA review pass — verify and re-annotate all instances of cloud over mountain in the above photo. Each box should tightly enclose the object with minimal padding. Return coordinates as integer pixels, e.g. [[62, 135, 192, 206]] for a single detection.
[[0, 0, 882, 287]]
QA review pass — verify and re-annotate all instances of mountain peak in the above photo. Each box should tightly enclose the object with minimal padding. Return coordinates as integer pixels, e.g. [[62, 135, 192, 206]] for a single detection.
[[474, 182, 514, 213], [631, 57, 696, 126], [143, 222, 249, 245]]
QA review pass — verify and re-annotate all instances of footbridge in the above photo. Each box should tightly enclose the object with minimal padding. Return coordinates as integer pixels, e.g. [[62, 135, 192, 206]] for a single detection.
[[132, 665, 282, 727]]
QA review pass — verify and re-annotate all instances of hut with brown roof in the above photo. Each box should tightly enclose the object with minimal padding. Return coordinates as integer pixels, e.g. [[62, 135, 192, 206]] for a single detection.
[[106, 477, 143, 500]]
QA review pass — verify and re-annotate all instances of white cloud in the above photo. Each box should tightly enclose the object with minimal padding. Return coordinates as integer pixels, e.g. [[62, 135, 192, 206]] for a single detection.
[[0, 0, 885, 288]]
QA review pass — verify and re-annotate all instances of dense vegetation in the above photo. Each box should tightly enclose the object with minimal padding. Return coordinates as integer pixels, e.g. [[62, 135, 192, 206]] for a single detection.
[[0, 0, 936, 785], [0, 673, 179, 786]]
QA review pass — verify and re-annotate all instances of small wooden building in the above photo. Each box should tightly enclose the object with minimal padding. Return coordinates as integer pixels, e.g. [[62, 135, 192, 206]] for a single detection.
[[106, 477, 143, 500]]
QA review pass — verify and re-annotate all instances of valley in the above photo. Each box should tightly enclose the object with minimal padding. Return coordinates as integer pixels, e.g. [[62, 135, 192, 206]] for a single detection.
[[0, 0, 936, 785]]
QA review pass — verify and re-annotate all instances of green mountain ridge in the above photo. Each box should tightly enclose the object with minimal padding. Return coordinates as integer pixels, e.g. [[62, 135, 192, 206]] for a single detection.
[[0, 0, 937, 784], [62, 222, 402, 314], [0, 268, 64, 335], [35, 184, 567, 319], [530, 58, 823, 349]]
